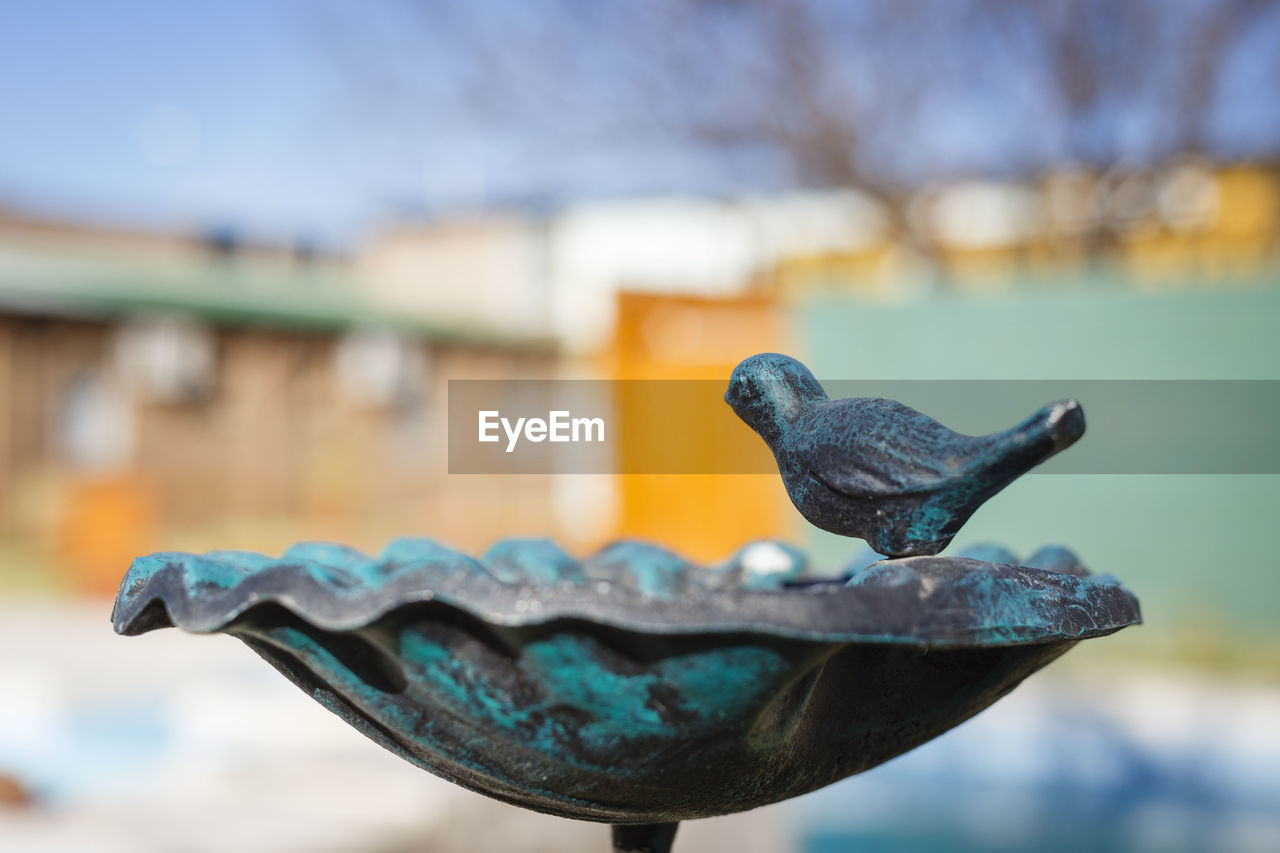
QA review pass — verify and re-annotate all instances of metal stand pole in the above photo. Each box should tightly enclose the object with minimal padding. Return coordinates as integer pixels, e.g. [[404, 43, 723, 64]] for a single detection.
[[612, 822, 679, 853]]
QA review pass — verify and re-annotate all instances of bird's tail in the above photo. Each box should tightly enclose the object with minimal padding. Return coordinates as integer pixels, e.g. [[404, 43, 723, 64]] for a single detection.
[[997, 398, 1086, 460]]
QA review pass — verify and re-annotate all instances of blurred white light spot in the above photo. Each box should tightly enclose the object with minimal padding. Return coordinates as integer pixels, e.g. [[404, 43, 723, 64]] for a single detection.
[[335, 331, 427, 409], [553, 475, 616, 542], [739, 542, 794, 579], [926, 182, 1042, 248], [1158, 162, 1220, 230], [58, 370, 133, 471], [114, 317, 217, 403]]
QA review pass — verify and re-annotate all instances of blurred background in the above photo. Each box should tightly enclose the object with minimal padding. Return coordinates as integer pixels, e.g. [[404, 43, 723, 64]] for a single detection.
[[1, 1, 1278, 850]]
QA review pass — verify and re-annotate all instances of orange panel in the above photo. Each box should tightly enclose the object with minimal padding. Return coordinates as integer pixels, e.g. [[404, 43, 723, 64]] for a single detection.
[[604, 292, 795, 563], [56, 474, 157, 596]]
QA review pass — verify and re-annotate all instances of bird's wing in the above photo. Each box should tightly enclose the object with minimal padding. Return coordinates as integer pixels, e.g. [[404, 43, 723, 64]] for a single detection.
[[796, 398, 969, 497]]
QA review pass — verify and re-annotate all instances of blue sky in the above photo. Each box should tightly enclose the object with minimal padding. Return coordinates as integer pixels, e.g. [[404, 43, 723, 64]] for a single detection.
[[0, 0, 392, 243], [2, 0, 1278, 247]]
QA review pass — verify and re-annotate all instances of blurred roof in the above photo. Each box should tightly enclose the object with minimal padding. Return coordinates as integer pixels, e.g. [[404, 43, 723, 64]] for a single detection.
[[0, 207, 555, 351]]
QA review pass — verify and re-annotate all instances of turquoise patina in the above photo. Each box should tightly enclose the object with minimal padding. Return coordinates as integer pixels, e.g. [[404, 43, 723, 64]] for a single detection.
[[112, 537, 1138, 828]]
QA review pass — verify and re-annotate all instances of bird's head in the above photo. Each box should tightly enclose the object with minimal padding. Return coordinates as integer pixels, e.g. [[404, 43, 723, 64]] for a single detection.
[[725, 353, 828, 444]]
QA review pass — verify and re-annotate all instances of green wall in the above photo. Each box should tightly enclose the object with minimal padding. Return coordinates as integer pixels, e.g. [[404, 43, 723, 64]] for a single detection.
[[795, 283, 1280, 672]]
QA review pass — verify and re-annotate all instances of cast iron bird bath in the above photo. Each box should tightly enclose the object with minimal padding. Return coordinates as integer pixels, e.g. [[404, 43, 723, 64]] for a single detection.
[[111, 354, 1141, 853]]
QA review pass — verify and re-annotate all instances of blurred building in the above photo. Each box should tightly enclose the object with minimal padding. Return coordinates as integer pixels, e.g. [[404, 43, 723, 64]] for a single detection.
[[357, 213, 552, 341], [359, 190, 886, 353], [352, 158, 1280, 358], [3, 156, 1277, 590], [776, 160, 1280, 297], [0, 208, 557, 593]]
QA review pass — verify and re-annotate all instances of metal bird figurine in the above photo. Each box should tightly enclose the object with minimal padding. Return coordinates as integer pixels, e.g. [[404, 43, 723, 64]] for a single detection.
[[725, 353, 1085, 557]]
